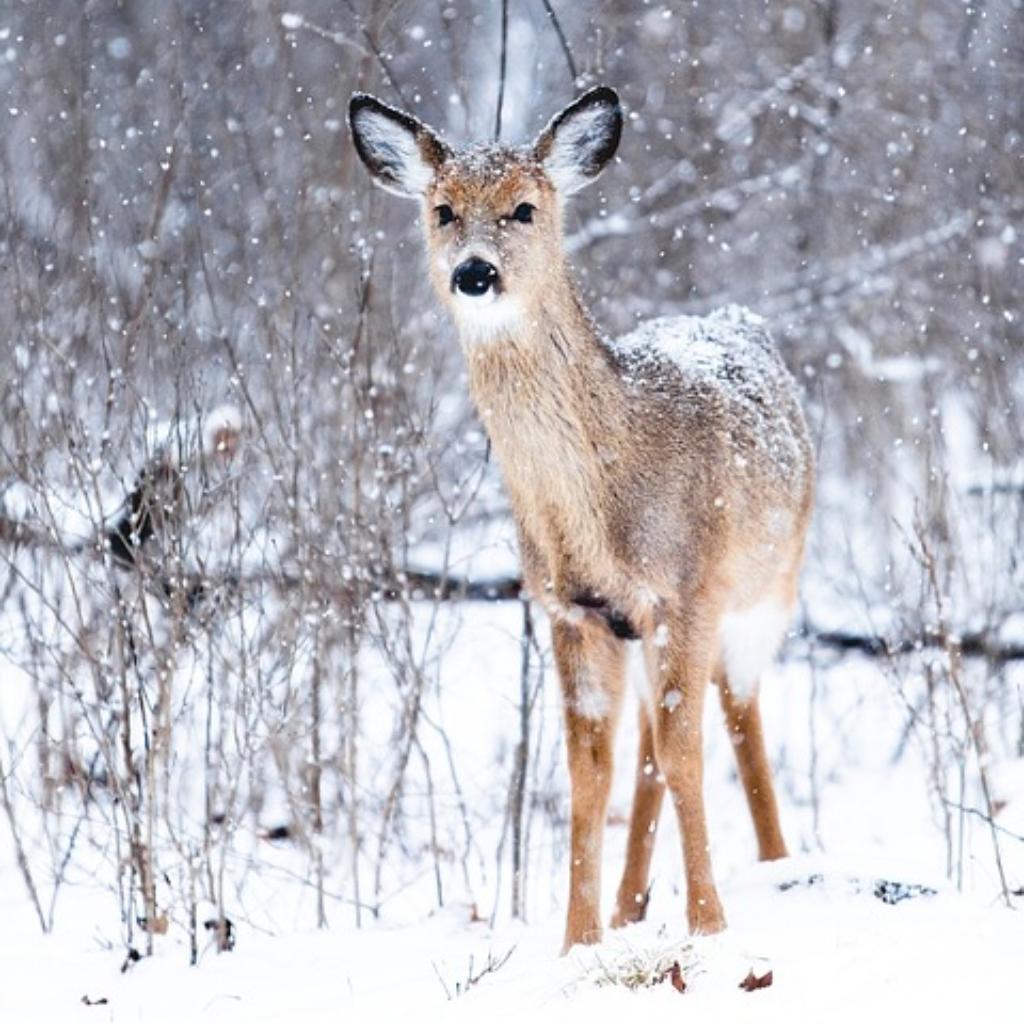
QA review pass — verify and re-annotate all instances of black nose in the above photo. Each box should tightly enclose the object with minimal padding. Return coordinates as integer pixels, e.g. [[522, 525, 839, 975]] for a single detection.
[[452, 258, 499, 297]]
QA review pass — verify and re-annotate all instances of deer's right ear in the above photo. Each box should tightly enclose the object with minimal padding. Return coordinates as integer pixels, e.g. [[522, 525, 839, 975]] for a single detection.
[[349, 94, 449, 198]]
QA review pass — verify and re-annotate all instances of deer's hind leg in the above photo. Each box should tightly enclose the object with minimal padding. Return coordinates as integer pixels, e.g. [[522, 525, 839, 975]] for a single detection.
[[715, 670, 787, 861], [553, 618, 627, 953], [611, 701, 666, 928], [650, 613, 726, 935]]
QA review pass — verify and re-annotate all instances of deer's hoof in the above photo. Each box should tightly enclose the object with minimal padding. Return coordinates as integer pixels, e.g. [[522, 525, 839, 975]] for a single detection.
[[561, 922, 603, 955], [610, 890, 650, 929], [687, 894, 727, 936]]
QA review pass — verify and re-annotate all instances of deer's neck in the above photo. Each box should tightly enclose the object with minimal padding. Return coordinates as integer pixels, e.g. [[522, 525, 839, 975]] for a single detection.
[[462, 276, 617, 445], [461, 273, 629, 596]]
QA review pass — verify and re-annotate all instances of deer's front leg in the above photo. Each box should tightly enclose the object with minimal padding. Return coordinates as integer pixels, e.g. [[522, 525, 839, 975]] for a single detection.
[[649, 622, 726, 935], [552, 617, 626, 953]]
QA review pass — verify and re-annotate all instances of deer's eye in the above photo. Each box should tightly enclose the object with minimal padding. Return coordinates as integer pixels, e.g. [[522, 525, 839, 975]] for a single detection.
[[512, 202, 534, 224], [436, 204, 455, 227]]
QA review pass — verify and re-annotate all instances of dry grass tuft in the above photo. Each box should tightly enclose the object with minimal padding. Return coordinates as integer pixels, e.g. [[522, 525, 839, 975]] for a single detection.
[[576, 936, 702, 993]]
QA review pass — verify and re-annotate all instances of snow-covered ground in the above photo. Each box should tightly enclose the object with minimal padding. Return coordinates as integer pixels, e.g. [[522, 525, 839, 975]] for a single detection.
[[2, 602, 1021, 1023], [3, 857, 1019, 1023]]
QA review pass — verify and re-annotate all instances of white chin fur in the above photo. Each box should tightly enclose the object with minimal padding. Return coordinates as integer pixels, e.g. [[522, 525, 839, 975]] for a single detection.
[[452, 293, 522, 344]]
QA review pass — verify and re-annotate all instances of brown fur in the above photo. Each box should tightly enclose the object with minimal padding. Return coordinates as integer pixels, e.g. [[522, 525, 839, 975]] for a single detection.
[[350, 90, 815, 953]]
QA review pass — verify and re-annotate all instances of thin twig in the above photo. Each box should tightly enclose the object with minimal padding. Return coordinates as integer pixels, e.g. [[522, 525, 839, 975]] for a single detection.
[[538, 0, 578, 84], [0, 750, 48, 934], [495, 0, 509, 139], [912, 514, 1012, 908], [436, 946, 517, 1000], [510, 597, 533, 918], [941, 799, 1024, 845], [285, 5, 410, 109]]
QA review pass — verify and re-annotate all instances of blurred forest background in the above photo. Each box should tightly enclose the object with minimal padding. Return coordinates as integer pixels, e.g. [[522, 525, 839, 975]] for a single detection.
[[0, 0, 1021, 961]]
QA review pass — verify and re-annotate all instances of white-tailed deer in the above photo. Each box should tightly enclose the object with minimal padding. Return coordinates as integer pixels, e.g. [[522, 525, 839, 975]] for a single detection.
[[350, 86, 814, 951]]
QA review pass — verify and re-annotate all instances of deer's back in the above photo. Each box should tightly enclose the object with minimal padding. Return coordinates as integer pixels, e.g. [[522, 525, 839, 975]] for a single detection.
[[611, 305, 810, 490], [599, 305, 814, 605]]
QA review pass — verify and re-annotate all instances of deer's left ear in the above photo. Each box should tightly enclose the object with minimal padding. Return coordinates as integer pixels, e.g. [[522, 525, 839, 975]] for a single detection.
[[349, 94, 450, 198], [533, 86, 622, 196]]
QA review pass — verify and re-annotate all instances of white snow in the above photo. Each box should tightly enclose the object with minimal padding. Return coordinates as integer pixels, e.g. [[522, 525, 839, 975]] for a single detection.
[[615, 304, 775, 385], [1, 602, 1021, 1023], [5, 867, 1017, 1023]]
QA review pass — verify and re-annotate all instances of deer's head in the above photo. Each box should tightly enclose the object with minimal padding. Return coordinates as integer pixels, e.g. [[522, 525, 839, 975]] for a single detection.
[[349, 87, 622, 342]]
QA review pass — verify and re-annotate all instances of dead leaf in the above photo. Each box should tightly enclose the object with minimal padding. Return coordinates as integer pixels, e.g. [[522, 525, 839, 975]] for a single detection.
[[668, 961, 687, 993], [739, 968, 773, 992], [654, 959, 687, 994]]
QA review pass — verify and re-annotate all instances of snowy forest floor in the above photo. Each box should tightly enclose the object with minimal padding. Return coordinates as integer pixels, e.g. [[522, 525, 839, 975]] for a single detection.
[[3, 859, 1019, 1023], [2, 602, 1021, 1023]]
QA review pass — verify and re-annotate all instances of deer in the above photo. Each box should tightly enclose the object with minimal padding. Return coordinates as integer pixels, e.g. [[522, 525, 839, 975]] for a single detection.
[[349, 85, 815, 953]]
